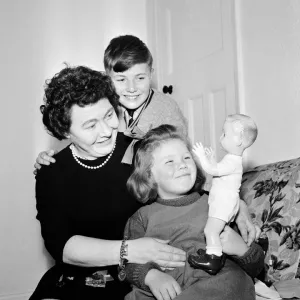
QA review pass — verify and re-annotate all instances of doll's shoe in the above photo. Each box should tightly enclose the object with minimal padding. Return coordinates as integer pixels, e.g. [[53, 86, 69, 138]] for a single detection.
[[197, 248, 227, 265], [188, 250, 225, 275]]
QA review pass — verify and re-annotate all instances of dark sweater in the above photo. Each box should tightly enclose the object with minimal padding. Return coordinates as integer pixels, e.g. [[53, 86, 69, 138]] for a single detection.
[[33, 133, 141, 299], [124, 192, 264, 300]]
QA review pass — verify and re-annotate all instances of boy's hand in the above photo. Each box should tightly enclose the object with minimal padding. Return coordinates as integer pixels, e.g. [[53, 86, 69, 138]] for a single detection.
[[220, 226, 249, 256], [145, 269, 182, 300], [33, 150, 57, 175]]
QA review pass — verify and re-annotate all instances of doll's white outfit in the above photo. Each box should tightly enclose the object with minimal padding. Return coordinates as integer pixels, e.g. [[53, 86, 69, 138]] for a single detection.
[[201, 154, 242, 223]]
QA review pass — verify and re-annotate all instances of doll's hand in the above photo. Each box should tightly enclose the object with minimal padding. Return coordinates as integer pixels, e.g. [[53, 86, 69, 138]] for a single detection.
[[145, 269, 182, 300], [33, 150, 57, 175], [220, 226, 249, 256], [204, 147, 216, 164], [192, 142, 206, 158]]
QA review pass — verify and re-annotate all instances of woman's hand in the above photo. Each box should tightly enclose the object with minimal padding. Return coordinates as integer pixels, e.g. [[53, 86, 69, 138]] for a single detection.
[[145, 269, 182, 300], [236, 199, 261, 246], [33, 150, 57, 175], [220, 226, 249, 256], [128, 237, 186, 268]]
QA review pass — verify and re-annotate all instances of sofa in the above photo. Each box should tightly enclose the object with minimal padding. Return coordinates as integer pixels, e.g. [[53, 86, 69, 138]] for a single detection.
[[240, 157, 300, 287]]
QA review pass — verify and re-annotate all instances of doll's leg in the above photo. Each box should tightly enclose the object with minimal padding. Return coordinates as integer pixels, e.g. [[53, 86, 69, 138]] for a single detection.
[[205, 217, 226, 255], [188, 217, 226, 275]]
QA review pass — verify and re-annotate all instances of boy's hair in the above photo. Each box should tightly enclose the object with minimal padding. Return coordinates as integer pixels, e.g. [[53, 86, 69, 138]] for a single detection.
[[127, 124, 205, 203], [227, 114, 258, 148], [104, 35, 153, 73]]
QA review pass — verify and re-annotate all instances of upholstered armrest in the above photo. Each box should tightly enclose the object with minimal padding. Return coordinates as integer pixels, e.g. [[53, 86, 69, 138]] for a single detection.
[[240, 157, 300, 285]]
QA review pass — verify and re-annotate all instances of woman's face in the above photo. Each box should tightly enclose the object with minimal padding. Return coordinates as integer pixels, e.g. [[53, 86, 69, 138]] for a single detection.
[[68, 99, 119, 159], [151, 139, 197, 199]]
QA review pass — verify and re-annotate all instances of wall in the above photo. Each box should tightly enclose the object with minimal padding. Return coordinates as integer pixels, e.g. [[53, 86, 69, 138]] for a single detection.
[[236, 0, 300, 168], [0, 0, 147, 298]]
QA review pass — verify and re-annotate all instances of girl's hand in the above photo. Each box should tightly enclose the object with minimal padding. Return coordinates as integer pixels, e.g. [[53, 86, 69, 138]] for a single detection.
[[33, 150, 57, 175], [220, 226, 249, 256], [128, 237, 186, 268], [145, 269, 182, 300]]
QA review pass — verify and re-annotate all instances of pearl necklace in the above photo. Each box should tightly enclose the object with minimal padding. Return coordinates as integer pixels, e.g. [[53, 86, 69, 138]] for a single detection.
[[70, 143, 116, 169]]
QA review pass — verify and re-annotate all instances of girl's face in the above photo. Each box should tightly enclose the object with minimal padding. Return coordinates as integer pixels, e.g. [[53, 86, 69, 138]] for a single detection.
[[109, 63, 152, 110], [68, 98, 119, 159], [151, 139, 197, 199]]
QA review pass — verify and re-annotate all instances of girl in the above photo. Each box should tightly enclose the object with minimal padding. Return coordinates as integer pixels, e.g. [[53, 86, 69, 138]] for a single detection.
[[123, 124, 264, 300]]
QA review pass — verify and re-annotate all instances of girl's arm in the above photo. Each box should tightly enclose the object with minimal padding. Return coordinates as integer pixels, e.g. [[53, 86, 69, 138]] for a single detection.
[[124, 210, 162, 291], [220, 226, 264, 278]]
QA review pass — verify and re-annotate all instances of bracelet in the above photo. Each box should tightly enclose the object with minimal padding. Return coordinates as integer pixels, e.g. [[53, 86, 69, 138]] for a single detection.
[[118, 237, 128, 281]]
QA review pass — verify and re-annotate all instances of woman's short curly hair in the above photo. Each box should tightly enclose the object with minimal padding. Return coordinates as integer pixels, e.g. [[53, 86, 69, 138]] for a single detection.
[[41, 64, 120, 140], [127, 124, 205, 203]]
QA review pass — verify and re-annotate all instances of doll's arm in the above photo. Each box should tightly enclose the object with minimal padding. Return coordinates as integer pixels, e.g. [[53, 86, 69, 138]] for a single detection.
[[192, 142, 236, 176]]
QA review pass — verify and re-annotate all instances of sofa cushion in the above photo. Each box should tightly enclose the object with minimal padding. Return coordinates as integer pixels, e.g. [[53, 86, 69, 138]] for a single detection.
[[240, 157, 300, 285]]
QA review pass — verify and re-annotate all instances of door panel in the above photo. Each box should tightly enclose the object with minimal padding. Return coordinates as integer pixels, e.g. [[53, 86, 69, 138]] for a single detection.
[[152, 0, 238, 161]]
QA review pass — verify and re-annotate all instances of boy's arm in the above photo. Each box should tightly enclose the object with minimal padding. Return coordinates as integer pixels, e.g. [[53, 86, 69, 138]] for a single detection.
[[124, 210, 161, 292], [33, 150, 57, 175], [193, 143, 236, 176]]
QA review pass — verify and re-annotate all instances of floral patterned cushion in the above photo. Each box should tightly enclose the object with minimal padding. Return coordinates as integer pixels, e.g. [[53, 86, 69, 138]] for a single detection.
[[240, 157, 300, 285]]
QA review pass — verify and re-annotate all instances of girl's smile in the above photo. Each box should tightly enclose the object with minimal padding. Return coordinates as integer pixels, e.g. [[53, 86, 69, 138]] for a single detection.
[[151, 139, 197, 199]]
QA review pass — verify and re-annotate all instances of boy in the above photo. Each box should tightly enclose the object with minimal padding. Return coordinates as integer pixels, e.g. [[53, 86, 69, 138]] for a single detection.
[[104, 35, 187, 163]]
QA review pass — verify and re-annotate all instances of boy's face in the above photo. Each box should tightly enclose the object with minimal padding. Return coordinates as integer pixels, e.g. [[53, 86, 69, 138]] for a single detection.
[[220, 120, 237, 153], [108, 63, 152, 110], [151, 139, 197, 199]]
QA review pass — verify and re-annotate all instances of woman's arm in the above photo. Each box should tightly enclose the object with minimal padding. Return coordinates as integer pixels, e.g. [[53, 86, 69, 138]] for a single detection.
[[220, 226, 264, 278], [36, 168, 185, 268]]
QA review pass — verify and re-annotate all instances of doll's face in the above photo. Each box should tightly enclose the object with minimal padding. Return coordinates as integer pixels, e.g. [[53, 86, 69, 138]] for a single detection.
[[151, 139, 197, 199], [220, 120, 238, 153]]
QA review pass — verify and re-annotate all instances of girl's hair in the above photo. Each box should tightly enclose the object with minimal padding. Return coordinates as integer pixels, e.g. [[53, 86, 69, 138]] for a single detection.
[[127, 124, 205, 203]]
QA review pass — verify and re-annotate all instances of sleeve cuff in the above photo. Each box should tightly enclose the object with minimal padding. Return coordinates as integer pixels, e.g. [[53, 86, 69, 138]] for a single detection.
[[232, 242, 262, 265], [231, 242, 265, 278], [128, 262, 161, 292]]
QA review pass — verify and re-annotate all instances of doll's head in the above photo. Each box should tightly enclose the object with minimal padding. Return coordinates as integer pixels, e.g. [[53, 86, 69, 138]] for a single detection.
[[127, 124, 205, 203], [220, 114, 258, 155]]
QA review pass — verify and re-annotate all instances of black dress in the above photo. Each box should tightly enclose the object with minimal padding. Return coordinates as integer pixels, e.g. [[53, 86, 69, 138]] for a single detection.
[[30, 133, 142, 300]]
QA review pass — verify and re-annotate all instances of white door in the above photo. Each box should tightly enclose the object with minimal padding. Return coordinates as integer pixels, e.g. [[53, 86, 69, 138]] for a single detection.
[[149, 0, 239, 161]]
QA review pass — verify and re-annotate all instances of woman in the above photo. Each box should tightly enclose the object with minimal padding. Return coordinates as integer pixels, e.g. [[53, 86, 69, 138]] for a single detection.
[[30, 65, 187, 300]]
